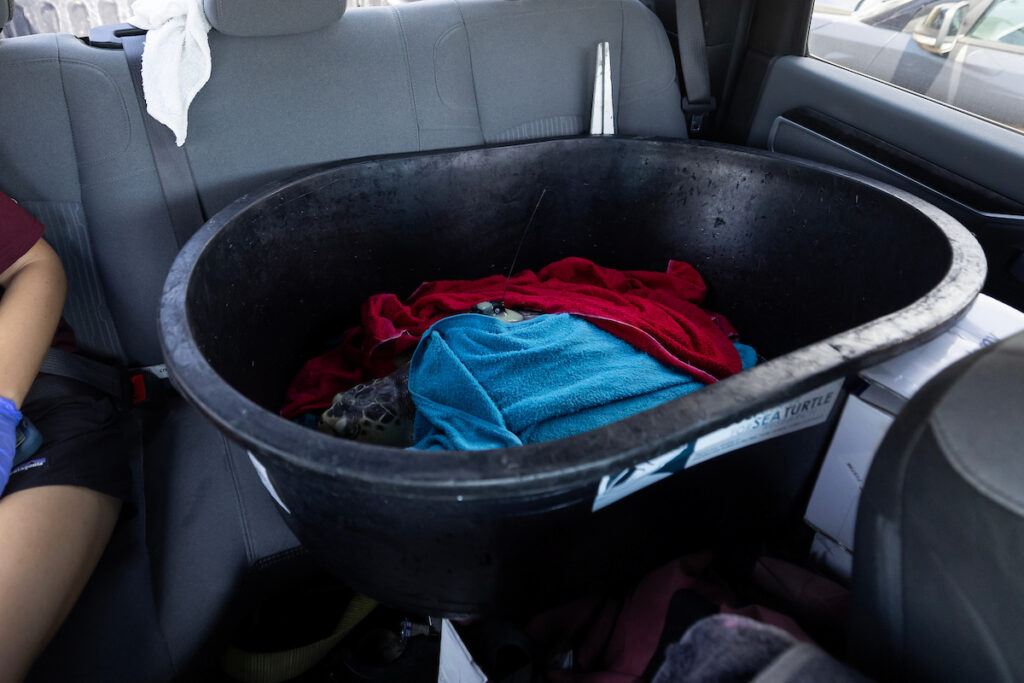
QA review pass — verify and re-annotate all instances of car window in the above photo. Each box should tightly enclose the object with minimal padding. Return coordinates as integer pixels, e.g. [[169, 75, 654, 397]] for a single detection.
[[1, 0, 395, 38], [808, 0, 1024, 132], [856, 0, 920, 21], [969, 0, 1024, 45], [2, 0, 129, 38]]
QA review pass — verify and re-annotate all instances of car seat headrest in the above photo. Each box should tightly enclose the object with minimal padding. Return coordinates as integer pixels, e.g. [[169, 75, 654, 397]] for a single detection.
[[203, 0, 345, 37]]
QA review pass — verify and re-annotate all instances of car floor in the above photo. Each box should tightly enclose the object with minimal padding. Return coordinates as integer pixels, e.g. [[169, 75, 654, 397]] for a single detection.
[[205, 539, 851, 683], [208, 575, 441, 683]]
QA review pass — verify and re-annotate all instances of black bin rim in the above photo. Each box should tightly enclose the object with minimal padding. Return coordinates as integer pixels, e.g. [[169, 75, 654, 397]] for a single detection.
[[159, 138, 986, 498]]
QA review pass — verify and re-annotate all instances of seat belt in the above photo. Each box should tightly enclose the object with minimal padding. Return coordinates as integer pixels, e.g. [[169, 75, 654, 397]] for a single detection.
[[675, 0, 716, 137], [221, 595, 377, 683], [121, 31, 207, 247], [39, 347, 168, 407]]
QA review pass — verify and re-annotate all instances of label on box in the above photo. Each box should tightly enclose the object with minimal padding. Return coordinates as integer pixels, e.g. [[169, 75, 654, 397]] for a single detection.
[[593, 379, 843, 512]]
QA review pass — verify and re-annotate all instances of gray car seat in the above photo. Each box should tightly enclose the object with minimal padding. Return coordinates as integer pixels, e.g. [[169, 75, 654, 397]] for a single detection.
[[0, 0, 687, 678], [851, 331, 1024, 682], [0, 25, 306, 683], [189, 0, 685, 213]]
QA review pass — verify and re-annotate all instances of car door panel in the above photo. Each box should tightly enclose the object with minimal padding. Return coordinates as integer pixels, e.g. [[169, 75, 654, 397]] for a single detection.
[[749, 56, 1024, 308]]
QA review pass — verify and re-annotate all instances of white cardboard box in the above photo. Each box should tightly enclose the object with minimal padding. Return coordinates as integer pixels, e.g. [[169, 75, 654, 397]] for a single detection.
[[438, 620, 487, 683], [860, 294, 1024, 408], [804, 396, 893, 559], [805, 294, 1024, 577]]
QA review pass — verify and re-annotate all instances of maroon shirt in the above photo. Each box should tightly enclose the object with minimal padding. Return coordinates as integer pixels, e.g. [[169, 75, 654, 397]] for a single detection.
[[0, 191, 44, 274], [0, 191, 76, 350]]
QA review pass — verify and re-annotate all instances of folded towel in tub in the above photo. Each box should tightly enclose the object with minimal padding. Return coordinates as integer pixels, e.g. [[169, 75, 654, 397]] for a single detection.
[[409, 313, 757, 451]]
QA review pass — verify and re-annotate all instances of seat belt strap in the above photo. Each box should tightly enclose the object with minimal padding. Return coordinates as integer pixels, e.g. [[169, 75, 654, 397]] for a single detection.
[[39, 348, 169, 407], [675, 0, 716, 137], [39, 348, 128, 402], [122, 32, 206, 247]]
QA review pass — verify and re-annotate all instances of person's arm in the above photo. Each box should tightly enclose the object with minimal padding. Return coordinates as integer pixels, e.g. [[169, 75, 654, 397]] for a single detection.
[[0, 237, 121, 682], [0, 239, 67, 408]]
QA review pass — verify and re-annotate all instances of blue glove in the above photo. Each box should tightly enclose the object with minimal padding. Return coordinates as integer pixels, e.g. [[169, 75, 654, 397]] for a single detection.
[[0, 397, 22, 496]]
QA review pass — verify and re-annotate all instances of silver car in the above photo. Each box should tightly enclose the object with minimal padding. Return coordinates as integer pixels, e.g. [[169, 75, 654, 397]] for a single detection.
[[811, 0, 1024, 131]]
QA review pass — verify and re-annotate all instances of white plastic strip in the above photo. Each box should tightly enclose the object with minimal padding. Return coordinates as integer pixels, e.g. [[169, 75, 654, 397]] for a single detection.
[[589, 41, 614, 135], [593, 379, 844, 511]]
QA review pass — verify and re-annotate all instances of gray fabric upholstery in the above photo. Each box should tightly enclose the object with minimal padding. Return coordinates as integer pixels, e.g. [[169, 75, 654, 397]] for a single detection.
[[203, 0, 345, 37], [852, 331, 1024, 683], [28, 414, 175, 683], [0, 33, 176, 363], [1, 32, 302, 680], [28, 400, 305, 679], [189, 9, 421, 213], [389, 0, 484, 151], [188, 0, 685, 216], [22, 201, 124, 358], [0, 34, 126, 360], [617, 0, 688, 136], [0, 0, 10, 30], [456, 0, 684, 142], [0, 35, 79, 202], [144, 397, 306, 672], [55, 34, 181, 364], [457, 0, 622, 143]]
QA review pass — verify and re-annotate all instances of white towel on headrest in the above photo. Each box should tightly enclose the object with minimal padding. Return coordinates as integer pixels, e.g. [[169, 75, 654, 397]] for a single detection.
[[128, 0, 212, 146]]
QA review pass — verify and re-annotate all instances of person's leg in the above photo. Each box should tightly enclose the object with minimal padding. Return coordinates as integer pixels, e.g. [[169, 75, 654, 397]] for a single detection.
[[0, 485, 120, 682]]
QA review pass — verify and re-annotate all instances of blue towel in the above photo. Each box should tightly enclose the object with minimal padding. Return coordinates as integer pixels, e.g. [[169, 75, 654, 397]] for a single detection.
[[409, 313, 757, 451]]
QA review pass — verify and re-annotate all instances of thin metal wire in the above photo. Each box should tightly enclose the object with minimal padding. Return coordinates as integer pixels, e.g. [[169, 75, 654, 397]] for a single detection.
[[498, 187, 549, 309]]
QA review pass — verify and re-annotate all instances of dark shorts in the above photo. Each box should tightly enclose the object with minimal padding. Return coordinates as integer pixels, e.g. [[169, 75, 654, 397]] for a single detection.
[[2, 374, 132, 501]]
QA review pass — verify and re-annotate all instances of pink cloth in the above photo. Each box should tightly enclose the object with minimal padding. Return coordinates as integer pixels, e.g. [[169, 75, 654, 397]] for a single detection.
[[526, 554, 809, 683]]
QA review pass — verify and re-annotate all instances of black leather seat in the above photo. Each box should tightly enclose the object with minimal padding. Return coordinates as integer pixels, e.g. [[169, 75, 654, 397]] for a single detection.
[[851, 330, 1024, 682]]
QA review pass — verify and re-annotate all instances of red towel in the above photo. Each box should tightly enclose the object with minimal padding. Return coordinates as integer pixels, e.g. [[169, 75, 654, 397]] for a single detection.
[[281, 257, 742, 418]]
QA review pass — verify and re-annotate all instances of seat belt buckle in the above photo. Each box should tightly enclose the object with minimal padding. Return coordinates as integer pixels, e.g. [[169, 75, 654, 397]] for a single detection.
[[129, 365, 170, 406], [88, 23, 145, 49], [682, 97, 716, 136]]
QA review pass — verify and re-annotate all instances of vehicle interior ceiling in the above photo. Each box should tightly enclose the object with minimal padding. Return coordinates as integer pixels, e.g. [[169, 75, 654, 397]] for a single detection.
[[1, 0, 1023, 680]]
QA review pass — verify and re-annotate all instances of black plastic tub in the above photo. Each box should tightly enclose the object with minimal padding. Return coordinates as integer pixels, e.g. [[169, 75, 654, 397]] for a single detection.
[[160, 138, 984, 617]]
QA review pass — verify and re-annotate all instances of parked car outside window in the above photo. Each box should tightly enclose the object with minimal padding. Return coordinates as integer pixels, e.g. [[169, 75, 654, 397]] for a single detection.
[[809, 0, 1024, 132]]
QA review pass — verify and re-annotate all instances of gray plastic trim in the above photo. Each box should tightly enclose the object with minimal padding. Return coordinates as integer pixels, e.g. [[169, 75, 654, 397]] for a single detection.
[[767, 115, 1024, 229], [750, 56, 1024, 206]]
